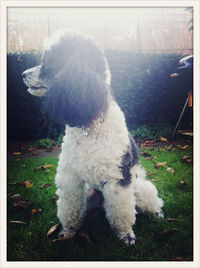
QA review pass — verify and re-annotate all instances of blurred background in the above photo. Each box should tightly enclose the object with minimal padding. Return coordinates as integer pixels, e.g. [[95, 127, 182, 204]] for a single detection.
[[8, 7, 192, 53], [7, 7, 193, 142]]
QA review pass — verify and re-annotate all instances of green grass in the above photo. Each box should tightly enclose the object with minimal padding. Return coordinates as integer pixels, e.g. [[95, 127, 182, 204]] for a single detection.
[[7, 145, 193, 261]]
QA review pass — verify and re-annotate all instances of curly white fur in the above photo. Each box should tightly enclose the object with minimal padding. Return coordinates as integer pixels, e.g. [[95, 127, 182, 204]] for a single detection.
[[55, 100, 163, 245], [22, 31, 164, 246]]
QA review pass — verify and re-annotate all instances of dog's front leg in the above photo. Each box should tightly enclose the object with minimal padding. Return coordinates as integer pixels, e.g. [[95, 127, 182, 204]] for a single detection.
[[102, 182, 137, 246], [56, 176, 87, 240]]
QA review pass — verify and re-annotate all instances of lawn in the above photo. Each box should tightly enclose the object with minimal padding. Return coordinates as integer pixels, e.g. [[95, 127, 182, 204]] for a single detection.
[[7, 143, 193, 261]]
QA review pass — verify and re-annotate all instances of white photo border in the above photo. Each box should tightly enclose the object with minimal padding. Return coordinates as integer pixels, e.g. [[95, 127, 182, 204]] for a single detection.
[[1, 1, 199, 267]]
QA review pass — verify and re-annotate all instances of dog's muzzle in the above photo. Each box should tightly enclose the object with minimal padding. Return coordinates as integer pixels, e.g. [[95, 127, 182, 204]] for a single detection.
[[22, 65, 48, 97]]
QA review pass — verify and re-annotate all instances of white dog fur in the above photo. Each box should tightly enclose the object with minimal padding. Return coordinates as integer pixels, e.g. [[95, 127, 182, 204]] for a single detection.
[[22, 30, 164, 246]]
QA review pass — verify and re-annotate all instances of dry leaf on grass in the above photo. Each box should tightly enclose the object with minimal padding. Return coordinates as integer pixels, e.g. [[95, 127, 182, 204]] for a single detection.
[[155, 162, 167, 168], [40, 183, 52, 189], [160, 136, 168, 142], [10, 194, 23, 201], [166, 218, 183, 222], [28, 147, 39, 152], [9, 180, 34, 188], [13, 152, 22, 155], [157, 229, 180, 237], [182, 145, 189, 150], [47, 223, 67, 242], [43, 164, 54, 169], [35, 164, 54, 172], [170, 257, 184, 261], [31, 208, 42, 218], [9, 221, 26, 225], [31, 152, 38, 156], [13, 200, 33, 209], [183, 158, 193, 164], [167, 144, 173, 151], [166, 167, 175, 174]]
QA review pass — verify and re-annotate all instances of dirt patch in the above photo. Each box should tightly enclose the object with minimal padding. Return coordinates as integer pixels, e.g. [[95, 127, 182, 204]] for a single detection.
[[7, 143, 61, 161]]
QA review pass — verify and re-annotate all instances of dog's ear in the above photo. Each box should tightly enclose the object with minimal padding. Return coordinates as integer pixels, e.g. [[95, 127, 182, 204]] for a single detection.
[[43, 54, 109, 127]]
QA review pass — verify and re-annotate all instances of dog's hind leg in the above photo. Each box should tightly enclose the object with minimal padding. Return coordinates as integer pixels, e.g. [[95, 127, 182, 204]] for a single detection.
[[56, 175, 87, 239], [134, 166, 164, 218], [102, 182, 137, 246]]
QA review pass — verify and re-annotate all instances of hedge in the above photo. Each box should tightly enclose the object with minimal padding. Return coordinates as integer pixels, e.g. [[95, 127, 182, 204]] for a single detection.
[[7, 50, 192, 142]]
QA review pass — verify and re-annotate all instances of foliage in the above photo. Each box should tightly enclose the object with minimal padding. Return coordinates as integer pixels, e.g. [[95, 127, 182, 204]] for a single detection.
[[106, 50, 192, 130], [34, 138, 54, 149], [131, 123, 173, 139], [7, 51, 192, 142], [185, 7, 193, 31], [7, 144, 193, 261]]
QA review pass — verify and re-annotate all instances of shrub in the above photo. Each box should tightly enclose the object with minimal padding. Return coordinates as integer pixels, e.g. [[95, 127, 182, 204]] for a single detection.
[[7, 50, 192, 142]]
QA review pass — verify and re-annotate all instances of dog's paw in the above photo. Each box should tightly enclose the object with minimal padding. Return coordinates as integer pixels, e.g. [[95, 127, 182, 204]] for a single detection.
[[155, 209, 164, 219], [58, 226, 76, 240], [118, 232, 136, 246]]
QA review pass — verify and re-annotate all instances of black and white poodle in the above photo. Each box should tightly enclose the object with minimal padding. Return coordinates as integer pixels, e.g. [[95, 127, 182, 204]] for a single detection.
[[22, 30, 164, 246]]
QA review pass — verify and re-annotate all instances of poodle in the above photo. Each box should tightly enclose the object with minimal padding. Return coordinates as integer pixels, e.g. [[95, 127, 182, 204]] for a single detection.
[[22, 30, 164, 246]]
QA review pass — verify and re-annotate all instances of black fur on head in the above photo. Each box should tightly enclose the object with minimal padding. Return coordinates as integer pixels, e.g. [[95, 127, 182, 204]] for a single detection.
[[39, 31, 110, 128]]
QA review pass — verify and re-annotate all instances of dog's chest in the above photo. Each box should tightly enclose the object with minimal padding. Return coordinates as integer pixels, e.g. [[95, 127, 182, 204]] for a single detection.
[[61, 126, 128, 184]]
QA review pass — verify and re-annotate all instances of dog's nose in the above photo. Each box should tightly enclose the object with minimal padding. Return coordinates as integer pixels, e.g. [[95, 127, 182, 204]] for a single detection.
[[21, 72, 26, 78]]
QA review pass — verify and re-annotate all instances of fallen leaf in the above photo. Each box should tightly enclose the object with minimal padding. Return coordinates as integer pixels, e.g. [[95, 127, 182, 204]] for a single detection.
[[166, 167, 175, 174], [47, 223, 62, 242], [18, 180, 33, 187], [183, 159, 193, 164], [157, 229, 180, 237], [141, 146, 154, 150], [31, 152, 38, 156], [78, 231, 93, 245], [145, 157, 153, 161], [10, 194, 23, 201], [9, 221, 26, 225], [167, 144, 173, 151], [25, 183, 34, 188], [170, 257, 184, 261], [151, 179, 157, 182], [28, 147, 39, 152], [13, 200, 33, 209], [166, 218, 183, 222], [40, 183, 52, 189], [182, 155, 190, 160], [158, 148, 166, 152], [160, 136, 168, 142], [155, 162, 167, 168], [43, 164, 54, 169], [147, 172, 154, 176], [13, 152, 22, 155], [182, 145, 189, 150], [176, 145, 182, 149]]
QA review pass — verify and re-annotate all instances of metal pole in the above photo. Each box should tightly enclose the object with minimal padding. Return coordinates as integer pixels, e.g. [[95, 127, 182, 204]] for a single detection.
[[171, 97, 189, 138]]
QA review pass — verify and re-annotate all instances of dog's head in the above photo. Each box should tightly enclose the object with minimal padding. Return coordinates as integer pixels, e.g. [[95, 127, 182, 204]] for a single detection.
[[22, 30, 111, 127]]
